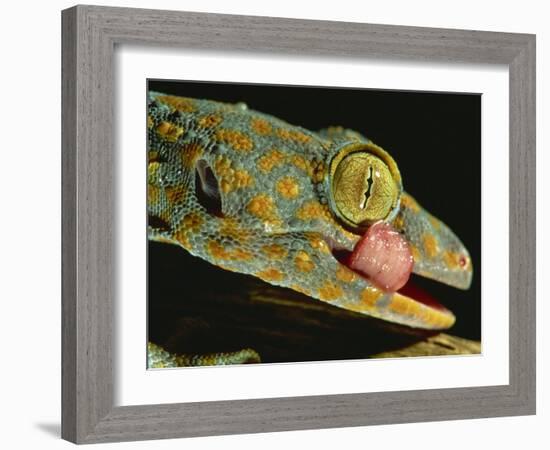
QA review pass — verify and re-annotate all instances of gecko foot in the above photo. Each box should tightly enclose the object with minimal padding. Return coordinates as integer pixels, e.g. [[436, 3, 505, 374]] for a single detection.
[[147, 342, 261, 367]]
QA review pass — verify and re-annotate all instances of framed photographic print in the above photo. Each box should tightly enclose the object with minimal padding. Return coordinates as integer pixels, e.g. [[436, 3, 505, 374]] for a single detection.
[[62, 5, 535, 443]]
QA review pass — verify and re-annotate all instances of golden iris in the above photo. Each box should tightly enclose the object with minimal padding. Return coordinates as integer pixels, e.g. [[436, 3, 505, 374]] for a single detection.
[[331, 146, 400, 228]]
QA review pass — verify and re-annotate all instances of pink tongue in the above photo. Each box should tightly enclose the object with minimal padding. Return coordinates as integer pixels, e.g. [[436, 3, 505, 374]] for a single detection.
[[348, 222, 414, 292]]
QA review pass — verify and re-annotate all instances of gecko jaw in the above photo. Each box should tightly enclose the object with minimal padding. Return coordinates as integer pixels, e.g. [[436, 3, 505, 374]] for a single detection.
[[325, 228, 456, 329]]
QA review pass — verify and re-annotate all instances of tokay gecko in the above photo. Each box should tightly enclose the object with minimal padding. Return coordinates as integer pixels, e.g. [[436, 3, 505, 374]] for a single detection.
[[146, 92, 473, 367]]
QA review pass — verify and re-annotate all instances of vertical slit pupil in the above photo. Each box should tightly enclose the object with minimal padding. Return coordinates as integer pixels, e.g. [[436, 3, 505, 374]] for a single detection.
[[360, 166, 374, 210]]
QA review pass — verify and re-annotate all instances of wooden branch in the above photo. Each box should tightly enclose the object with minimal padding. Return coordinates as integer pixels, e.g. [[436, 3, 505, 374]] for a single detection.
[[373, 334, 480, 358]]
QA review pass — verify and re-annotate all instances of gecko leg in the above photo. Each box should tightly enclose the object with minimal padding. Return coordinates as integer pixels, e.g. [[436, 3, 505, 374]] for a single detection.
[[147, 342, 261, 368]]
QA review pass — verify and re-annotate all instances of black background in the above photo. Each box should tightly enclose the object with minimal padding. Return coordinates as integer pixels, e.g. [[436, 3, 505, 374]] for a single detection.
[[148, 79, 481, 347]]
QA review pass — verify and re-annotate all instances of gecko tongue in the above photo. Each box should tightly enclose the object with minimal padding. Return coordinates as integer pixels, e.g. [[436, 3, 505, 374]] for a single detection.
[[348, 221, 414, 292]]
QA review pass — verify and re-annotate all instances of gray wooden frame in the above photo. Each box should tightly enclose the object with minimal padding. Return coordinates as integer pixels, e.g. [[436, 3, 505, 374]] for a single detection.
[[61, 4, 536, 444]]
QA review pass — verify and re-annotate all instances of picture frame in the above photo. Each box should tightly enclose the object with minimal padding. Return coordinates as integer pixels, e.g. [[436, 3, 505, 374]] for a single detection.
[[61, 4, 536, 444]]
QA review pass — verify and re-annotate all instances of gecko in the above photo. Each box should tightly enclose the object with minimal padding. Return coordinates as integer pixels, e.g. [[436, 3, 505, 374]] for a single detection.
[[147, 92, 473, 367]]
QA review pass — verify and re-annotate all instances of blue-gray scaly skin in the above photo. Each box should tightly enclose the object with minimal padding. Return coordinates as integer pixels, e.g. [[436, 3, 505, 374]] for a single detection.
[[147, 92, 473, 343]]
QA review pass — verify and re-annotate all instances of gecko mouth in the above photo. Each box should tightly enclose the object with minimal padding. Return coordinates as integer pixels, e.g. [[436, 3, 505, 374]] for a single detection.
[[330, 221, 452, 320]]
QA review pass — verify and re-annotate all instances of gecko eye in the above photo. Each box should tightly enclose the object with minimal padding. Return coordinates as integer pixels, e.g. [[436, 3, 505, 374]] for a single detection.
[[330, 144, 402, 228]]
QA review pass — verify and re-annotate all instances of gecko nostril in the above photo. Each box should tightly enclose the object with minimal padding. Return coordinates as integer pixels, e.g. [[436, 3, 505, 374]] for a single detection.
[[195, 159, 224, 217]]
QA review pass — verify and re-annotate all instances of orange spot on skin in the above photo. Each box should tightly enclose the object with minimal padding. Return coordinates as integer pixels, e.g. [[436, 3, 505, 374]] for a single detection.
[[219, 180, 231, 194], [362, 287, 382, 304], [157, 95, 196, 112], [181, 213, 203, 233], [232, 248, 254, 261], [290, 155, 309, 173], [423, 234, 439, 258], [173, 220, 196, 248], [294, 251, 315, 272], [392, 213, 406, 231], [216, 129, 254, 152], [288, 155, 324, 182], [247, 195, 272, 216], [164, 186, 187, 206], [261, 244, 288, 260], [147, 185, 161, 206], [319, 281, 343, 301], [290, 284, 311, 297], [276, 176, 300, 199], [388, 294, 415, 316], [400, 193, 420, 213], [250, 117, 272, 135], [296, 201, 326, 221], [257, 149, 286, 173], [276, 128, 312, 143], [234, 169, 254, 189], [198, 114, 222, 128], [173, 230, 191, 249], [336, 265, 357, 283], [360, 286, 383, 310], [206, 241, 230, 260], [428, 214, 441, 231], [221, 169, 254, 194], [214, 156, 232, 177], [181, 143, 204, 168], [256, 268, 284, 282], [219, 218, 250, 243], [147, 115, 154, 128], [206, 240, 253, 261], [156, 121, 184, 142], [306, 233, 331, 254], [213, 156, 254, 193], [247, 194, 280, 226]]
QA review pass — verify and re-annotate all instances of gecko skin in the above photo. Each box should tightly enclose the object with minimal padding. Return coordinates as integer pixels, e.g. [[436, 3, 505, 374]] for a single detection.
[[147, 92, 473, 366]]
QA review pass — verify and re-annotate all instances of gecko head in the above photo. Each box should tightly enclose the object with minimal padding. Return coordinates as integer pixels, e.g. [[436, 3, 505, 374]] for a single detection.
[[315, 141, 474, 329], [186, 132, 474, 331]]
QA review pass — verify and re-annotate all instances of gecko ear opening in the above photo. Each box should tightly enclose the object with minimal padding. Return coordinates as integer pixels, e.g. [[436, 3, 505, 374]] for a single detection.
[[195, 159, 223, 217]]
